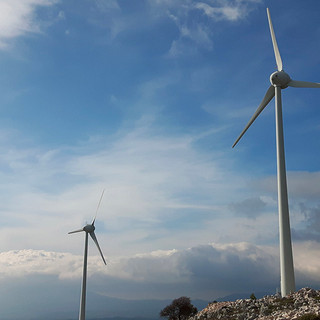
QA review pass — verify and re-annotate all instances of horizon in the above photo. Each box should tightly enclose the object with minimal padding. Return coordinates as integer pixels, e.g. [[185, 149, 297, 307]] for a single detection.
[[0, 0, 320, 319]]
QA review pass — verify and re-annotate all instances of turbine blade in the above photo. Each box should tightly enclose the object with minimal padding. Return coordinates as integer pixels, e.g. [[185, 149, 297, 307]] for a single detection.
[[288, 80, 320, 88], [90, 232, 107, 265], [92, 189, 105, 225], [267, 8, 283, 71], [68, 228, 84, 234], [232, 85, 275, 148]]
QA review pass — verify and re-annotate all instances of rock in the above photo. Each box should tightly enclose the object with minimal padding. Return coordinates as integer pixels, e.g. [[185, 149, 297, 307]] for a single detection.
[[189, 287, 320, 320]]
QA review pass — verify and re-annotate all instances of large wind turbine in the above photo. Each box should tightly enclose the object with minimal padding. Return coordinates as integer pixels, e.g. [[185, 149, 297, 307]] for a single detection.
[[233, 8, 320, 297], [69, 190, 107, 320]]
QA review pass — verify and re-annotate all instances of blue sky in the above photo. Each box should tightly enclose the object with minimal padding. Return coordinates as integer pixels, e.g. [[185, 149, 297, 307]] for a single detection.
[[0, 0, 320, 318]]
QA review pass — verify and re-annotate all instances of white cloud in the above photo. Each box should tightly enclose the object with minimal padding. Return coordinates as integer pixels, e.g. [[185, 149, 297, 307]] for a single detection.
[[94, 0, 120, 11], [0, 249, 81, 279], [229, 196, 267, 218], [0, 121, 242, 255], [83, 0, 124, 40], [195, 3, 243, 21], [1, 119, 319, 257], [253, 171, 320, 200], [0, 241, 319, 302], [294, 241, 320, 277], [0, 0, 58, 48], [144, 0, 262, 57]]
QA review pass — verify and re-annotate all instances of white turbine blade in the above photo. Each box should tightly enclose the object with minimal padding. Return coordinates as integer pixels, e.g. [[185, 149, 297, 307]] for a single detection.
[[288, 80, 320, 88], [267, 8, 283, 71], [90, 232, 107, 265], [92, 189, 105, 225], [68, 228, 84, 234], [232, 85, 275, 148]]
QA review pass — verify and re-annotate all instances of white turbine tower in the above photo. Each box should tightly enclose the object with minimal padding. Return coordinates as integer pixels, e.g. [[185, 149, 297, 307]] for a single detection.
[[233, 8, 320, 297], [69, 190, 107, 320]]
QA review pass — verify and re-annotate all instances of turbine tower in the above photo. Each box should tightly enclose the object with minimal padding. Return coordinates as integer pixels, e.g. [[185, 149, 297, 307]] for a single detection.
[[233, 8, 320, 297], [69, 190, 107, 320]]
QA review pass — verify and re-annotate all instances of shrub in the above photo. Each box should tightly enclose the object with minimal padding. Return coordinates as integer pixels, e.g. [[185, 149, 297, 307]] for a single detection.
[[250, 293, 257, 300], [160, 296, 198, 320]]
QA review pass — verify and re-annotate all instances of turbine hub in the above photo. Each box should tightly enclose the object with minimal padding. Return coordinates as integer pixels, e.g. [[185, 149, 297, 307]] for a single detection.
[[83, 224, 95, 233], [270, 71, 291, 89]]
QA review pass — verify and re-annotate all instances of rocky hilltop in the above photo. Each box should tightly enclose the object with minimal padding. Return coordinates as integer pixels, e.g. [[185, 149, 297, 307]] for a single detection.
[[191, 288, 320, 320]]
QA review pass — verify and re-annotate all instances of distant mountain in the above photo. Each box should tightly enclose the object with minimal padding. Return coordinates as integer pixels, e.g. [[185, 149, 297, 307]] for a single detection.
[[85, 294, 209, 319], [29, 294, 209, 320], [215, 291, 273, 302]]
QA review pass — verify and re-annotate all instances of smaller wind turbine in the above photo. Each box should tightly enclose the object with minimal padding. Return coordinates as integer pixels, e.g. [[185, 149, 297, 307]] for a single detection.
[[69, 190, 106, 320]]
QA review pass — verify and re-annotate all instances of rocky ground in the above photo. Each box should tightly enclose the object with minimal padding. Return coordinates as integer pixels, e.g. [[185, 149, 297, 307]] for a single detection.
[[191, 288, 320, 320]]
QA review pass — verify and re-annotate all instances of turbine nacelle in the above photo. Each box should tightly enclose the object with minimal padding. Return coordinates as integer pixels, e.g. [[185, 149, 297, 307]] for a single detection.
[[270, 71, 291, 88], [83, 224, 95, 233]]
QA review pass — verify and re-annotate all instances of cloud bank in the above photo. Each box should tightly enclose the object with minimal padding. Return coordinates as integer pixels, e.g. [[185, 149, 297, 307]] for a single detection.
[[0, 241, 319, 306]]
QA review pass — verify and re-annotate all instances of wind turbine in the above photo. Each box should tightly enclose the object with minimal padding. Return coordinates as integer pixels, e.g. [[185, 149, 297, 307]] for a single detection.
[[69, 190, 107, 320], [233, 8, 320, 297]]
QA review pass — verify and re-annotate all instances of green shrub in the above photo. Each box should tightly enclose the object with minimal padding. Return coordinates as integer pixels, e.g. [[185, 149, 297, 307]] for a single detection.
[[250, 293, 256, 300]]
